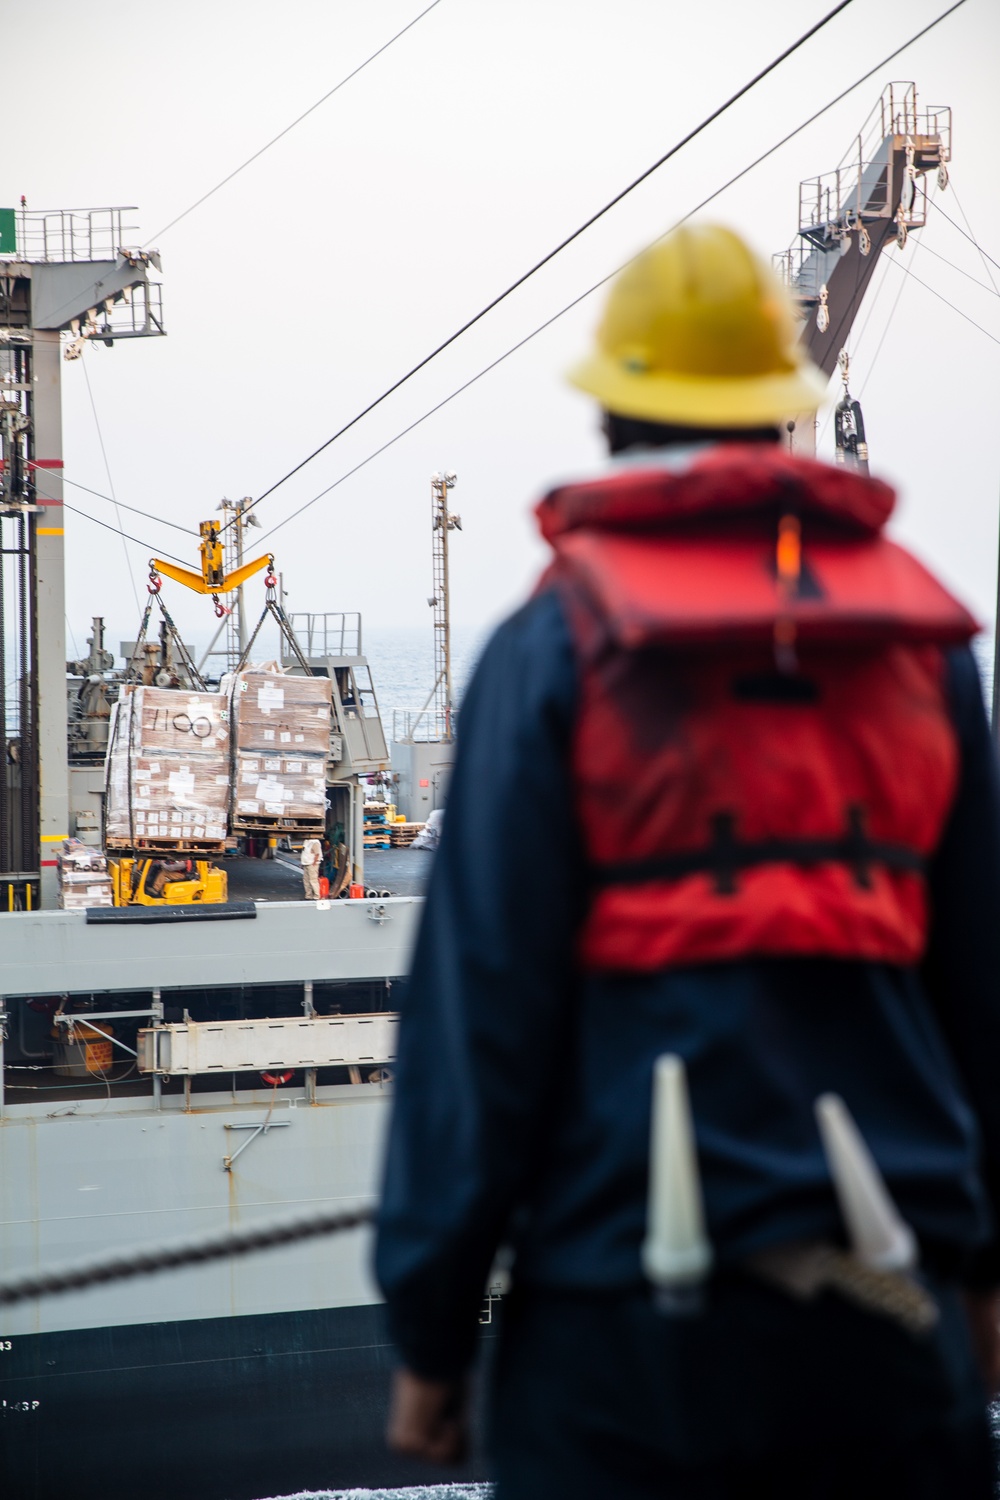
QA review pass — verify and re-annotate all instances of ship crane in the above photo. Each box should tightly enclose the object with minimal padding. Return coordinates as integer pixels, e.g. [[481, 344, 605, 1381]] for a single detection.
[[774, 81, 951, 457]]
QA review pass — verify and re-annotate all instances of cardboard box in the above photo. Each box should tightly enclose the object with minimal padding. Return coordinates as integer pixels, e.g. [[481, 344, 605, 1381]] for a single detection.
[[227, 669, 332, 756], [234, 751, 326, 820], [105, 752, 231, 843], [112, 685, 230, 757]]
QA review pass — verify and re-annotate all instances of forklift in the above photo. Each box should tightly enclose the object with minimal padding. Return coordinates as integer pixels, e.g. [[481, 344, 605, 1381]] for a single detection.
[[109, 856, 227, 907]]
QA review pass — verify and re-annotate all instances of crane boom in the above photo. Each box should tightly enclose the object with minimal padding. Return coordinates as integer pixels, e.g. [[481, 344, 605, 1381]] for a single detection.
[[776, 82, 951, 441]]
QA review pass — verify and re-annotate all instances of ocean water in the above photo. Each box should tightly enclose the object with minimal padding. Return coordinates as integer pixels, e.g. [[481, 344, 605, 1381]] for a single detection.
[[363, 624, 488, 736], [364, 625, 997, 734], [259, 1489, 492, 1500]]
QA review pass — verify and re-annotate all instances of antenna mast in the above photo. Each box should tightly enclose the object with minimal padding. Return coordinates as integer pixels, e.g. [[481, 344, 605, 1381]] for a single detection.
[[219, 497, 257, 669], [429, 471, 460, 742]]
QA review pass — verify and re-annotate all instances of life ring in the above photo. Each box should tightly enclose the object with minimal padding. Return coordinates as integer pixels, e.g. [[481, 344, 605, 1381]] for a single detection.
[[260, 1070, 294, 1088]]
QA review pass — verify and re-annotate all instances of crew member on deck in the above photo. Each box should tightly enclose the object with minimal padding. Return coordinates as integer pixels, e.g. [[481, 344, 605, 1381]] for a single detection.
[[375, 225, 1000, 1498], [300, 836, 322, 901]]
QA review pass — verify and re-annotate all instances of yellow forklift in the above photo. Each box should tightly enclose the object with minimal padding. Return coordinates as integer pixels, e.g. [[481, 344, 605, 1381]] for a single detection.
[[109, 857, 227, 907]]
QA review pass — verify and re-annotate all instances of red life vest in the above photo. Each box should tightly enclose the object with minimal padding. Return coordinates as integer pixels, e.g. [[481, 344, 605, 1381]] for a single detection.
[[536, 445, 978, 973]]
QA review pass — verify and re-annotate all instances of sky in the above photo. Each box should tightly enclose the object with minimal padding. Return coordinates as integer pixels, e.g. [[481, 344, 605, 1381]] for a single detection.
[[6, 0, 1000, 669]]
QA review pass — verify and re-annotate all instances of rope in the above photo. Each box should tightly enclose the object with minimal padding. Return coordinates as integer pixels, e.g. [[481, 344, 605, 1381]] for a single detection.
[[0, 1204, 374, 1307]]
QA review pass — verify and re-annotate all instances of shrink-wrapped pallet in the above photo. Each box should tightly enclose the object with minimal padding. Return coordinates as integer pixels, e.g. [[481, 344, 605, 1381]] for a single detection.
[[234, 753, 327, 821], [226, 668, 332, 757], [105, 754, 230, 843], [104, 686, 231, 846], [59, 882, 114, 910], [57, 838, 114, 908], [114, 685, 230, 757]]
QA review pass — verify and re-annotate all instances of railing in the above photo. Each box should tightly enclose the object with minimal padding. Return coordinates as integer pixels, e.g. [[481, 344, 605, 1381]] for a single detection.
[[773, 243, 823, 300], [795, 82, 948, 248], [65, 282, 166, 352], [391, 706, 453, 743], [0, 207, 141, 263], [878, 83, 952, 160], [283, 613, 362, 661]]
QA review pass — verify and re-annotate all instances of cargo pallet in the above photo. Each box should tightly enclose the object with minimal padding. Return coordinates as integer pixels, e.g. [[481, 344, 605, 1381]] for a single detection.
[[105, 836, 228, 856], [231, 813, 326, 836], [390, 822, 425, 847]]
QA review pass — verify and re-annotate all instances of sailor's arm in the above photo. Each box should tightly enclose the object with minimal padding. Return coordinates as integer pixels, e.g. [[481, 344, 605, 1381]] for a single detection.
[[924, 645, 1000, 1300], [375, 589, 580, 1387]]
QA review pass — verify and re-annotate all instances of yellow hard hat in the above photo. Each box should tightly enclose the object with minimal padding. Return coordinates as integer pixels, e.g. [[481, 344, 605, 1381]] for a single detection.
[[568, 224, 828, 427]]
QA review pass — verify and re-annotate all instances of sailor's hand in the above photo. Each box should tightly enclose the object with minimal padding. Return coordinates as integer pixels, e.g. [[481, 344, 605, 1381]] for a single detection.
[[387, 1367, 469, 1465], [963, 1290, 1000, 1395]]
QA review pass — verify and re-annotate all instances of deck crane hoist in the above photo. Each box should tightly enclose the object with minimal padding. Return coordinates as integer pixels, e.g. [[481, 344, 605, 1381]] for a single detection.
[[109, 520, 278, 910], [150, 520, 275, 617], [833, 351, 869, 476]]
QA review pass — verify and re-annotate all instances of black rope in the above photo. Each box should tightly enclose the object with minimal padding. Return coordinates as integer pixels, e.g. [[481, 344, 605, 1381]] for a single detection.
[[144, 1, 444, 245], [224, 0, 855, 534], [0, 1205, 374, 1307], [61, 475, 196, 535], [256, 0, 970, 549]]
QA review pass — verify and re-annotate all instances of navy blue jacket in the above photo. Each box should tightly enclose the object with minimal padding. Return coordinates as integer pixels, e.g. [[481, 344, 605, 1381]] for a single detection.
[[375, 585, 1000, 1380]]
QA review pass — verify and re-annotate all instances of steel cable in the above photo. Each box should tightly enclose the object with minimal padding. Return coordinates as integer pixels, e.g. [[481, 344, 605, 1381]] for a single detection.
[[31, 4, 447, 335], [60, 474, 196, 534], [884, 256, 1000, 346], [927, 195, 1000, 277], [145, 1, 445, 245], [226, 0, 857, 533], [83, 361, 141, 613], [257, 0, 970, 547]]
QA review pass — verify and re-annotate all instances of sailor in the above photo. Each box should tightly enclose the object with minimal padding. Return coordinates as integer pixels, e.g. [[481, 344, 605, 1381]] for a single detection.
[[300, 835, 322, 900], [375, 224, 1000, 1497]]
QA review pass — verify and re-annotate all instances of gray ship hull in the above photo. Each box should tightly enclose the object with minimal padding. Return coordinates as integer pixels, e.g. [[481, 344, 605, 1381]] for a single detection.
[[0, 897, 492, 1496], [2, 1302, 493, 1499]]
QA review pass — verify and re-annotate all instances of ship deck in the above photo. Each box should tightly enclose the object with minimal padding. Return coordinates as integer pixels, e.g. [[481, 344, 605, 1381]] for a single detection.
[[233, 847, 433, 901]]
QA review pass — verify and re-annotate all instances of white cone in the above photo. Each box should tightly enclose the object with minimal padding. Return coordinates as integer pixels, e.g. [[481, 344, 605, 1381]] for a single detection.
[[815, 1093, 917, 1272], [641, 1054, 713, 1289]]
